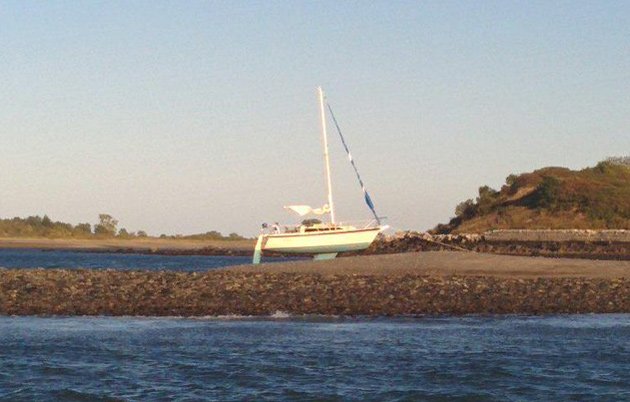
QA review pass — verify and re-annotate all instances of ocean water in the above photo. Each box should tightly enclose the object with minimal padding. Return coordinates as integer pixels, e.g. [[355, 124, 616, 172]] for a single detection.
[[1, 250, 629, 400], [0, 248, 294, 272], [0, 315, 628, 401]]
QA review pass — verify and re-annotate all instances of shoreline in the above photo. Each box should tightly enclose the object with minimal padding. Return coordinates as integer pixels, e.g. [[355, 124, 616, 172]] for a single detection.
[[0, 237, 255, 254], [0, 237, 255, 250], [1, 252, 628, 316], [2, 234, 629, 261]]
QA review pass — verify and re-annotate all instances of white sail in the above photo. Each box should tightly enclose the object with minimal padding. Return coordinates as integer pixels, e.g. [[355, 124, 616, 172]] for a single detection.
[[284, 205, 330, 216]]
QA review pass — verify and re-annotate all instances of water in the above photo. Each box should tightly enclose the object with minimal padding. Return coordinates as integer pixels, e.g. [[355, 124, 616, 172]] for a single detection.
[[0, 315, 628, 401], [0, 248, 294, 272], [1, 250, 629, 400]]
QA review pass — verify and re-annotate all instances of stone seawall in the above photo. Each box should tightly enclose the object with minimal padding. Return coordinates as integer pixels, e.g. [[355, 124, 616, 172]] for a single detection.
[[2, 252, 628, 316], [366, 231, 630, 260], [483, 229, 630, 243]]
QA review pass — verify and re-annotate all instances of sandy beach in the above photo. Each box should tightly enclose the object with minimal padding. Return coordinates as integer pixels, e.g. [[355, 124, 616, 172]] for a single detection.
[[1, 251, 628, 316], [234, 251, 630, 278]]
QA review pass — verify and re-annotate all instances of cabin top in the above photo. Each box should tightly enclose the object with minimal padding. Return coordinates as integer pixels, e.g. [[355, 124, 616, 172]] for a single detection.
[[300, 223, 352, 233]]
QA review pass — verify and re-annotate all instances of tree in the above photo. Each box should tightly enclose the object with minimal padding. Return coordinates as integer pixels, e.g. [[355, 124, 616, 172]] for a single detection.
[[476, 186, 499, 215], [74, 223, 92, 236], [505, 174, 518, 186], [42, 215, 53, 227], [504, 174, 520, 194], [604, 156, 630, 167], [205, 231, 222, 239], [94, 214, 118, 237], [534, 176, 561, 209], [137, 230, 148, 238], [25, 216, 42, 226], [455, 199, 476, 219], [117, 228, 130, 238]]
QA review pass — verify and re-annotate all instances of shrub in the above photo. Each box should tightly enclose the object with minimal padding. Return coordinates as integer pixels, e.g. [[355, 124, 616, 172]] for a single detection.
[[534, 176, 562, 209]]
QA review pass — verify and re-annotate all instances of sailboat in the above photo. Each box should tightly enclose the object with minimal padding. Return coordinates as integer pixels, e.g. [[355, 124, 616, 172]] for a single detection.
[[253, 87, 387, 264]]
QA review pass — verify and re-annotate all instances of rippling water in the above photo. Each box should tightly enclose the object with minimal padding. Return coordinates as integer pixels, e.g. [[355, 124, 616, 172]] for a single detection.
[[0, 248, 295, 271], [0, 315, 628, 400], [1, 250, 629, 400]]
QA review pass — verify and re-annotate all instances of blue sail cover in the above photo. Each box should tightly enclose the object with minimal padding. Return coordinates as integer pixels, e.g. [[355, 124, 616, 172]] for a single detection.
[[326, 103, 381, 225], [364, 192, 375, 211]]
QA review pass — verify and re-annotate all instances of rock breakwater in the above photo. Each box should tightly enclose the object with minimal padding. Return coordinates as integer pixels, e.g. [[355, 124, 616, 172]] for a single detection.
[[365, 231, 630, 260], [1, 252, 628, 316], [484, 229, 630, 243]]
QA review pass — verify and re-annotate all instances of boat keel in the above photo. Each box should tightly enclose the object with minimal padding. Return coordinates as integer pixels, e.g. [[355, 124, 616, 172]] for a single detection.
[[252, 235, 264, 264], [313, 253, 338, 261]]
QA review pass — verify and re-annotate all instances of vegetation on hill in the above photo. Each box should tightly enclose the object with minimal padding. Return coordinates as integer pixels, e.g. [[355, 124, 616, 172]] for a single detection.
[[433, 157, 630, 234], [0, 213, 245, 240]]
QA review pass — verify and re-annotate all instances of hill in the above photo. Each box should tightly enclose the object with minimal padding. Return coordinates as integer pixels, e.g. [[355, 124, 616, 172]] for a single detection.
[[433, 157, 630, 234]]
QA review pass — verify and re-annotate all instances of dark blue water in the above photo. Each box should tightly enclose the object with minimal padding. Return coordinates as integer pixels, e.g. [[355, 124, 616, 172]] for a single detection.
[[1, 250, 629, 400], [0, 248, 293, 272], [0, 315, 628, 401]]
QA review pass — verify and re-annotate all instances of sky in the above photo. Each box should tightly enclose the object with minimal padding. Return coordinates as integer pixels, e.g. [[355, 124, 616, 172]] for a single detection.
[[1, 1, 628, 236]]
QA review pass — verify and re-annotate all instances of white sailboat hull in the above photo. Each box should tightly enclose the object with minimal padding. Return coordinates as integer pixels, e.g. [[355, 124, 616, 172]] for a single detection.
[[251, 87, 385, 264], [261, 227, 382, 255]]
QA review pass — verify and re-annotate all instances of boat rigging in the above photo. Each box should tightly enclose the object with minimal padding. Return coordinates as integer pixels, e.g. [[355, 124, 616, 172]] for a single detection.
[[253, 87, 387, 264]]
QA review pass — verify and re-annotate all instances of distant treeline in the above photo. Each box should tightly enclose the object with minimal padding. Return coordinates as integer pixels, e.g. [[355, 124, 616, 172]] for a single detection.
[[0, 214, 245, 240]]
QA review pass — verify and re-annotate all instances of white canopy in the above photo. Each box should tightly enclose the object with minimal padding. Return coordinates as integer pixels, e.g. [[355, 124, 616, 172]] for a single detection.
[[284, 204, 330, 216]]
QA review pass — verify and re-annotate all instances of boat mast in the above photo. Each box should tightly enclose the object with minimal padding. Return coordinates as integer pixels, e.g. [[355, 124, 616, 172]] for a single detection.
[[318, 86, 336, 224]]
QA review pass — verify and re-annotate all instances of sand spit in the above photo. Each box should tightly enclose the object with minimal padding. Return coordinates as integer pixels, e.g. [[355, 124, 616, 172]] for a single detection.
[[1, 252, 628, 316]]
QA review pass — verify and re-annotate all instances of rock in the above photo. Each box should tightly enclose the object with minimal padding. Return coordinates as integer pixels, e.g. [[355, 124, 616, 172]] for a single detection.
[[0, 269, 627, 316]]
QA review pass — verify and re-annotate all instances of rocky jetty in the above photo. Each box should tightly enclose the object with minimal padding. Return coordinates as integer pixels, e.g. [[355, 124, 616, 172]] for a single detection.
[[1, 252, 628, 316], [483, 229, 630, 243], [363, 231, 630, 260]]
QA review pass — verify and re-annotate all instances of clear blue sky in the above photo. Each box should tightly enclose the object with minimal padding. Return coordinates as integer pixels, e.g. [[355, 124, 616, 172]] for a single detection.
[[1, 1, 628, 236]]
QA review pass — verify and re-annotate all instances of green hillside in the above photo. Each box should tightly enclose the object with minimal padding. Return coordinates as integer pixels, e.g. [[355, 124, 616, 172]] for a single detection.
[[433, 157, 630, 234]]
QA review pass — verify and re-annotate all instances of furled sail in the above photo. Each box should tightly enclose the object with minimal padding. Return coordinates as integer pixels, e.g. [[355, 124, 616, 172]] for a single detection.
[[326, 102, 381, 224], [284, 204, 330, 216]]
